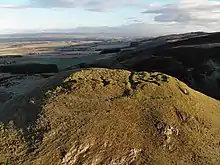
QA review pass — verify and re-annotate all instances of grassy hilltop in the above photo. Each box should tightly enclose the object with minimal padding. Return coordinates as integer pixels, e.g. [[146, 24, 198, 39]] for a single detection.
[[1, 68, 220, 165]]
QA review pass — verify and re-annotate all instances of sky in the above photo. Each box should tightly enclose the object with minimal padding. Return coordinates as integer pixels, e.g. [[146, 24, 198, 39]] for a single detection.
[[0, 0, 220, 35]]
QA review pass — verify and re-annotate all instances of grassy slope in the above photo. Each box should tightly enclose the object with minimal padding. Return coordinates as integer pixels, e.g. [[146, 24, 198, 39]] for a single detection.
[[0, 68, 220, 165]]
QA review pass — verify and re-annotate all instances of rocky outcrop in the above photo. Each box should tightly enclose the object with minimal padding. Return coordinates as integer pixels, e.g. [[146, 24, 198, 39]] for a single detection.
[[0, 63, 59, 74]]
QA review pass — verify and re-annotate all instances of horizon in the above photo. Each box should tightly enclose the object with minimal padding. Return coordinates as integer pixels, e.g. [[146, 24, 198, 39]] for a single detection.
[[1, 0, 220, 36]]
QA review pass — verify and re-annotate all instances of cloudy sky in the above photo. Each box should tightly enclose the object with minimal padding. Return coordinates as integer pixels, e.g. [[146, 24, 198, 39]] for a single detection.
[[0, 0, 220, 35]]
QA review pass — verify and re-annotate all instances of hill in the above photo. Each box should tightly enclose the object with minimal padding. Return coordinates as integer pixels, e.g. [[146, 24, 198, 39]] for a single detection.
[[88, 32, 220, 100], [1, 68, 220, 165]]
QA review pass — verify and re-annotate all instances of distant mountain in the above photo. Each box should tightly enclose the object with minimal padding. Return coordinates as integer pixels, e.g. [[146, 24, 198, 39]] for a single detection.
[[1, 23, 215, 38]]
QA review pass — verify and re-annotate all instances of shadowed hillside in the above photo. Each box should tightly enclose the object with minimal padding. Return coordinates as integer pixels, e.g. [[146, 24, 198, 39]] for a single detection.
[[87, 32, 220, 100]]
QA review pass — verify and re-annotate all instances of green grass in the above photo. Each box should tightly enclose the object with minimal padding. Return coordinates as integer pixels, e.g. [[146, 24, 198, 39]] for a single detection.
[[5, 159, 9, 165]]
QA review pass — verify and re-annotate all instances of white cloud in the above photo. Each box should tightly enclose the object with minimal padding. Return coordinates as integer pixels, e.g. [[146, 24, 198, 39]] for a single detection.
[[0, 0, 220, 35], [0, 0, 147, 11], [0, 4, 29, 9], [143, 0, 220, 26], [55, 22, 217, 37], [2, 0, 220, 27]]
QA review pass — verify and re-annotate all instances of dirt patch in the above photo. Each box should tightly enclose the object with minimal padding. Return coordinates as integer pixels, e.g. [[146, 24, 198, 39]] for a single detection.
[[0, 68, 220, 165]]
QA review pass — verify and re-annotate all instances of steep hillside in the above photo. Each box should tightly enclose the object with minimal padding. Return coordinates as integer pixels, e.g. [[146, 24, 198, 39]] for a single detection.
[[87, 32, 220, 100], [1, 68, 220, 165]]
